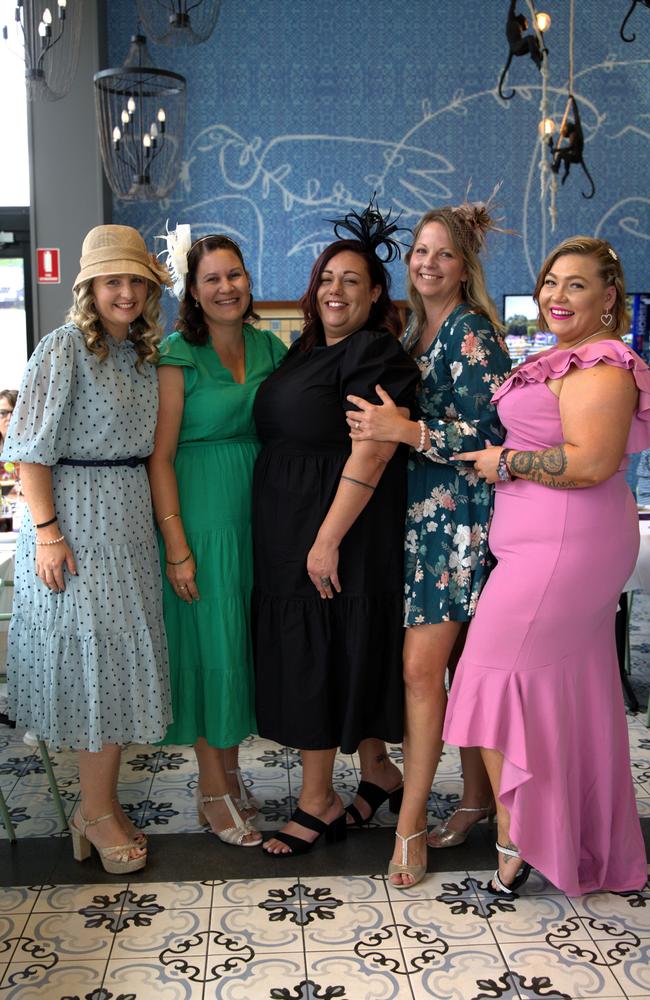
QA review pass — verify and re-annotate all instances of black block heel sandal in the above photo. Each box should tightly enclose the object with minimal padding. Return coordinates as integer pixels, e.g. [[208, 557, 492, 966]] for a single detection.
[[345, 780, 404, 828], [264, 806, 347, 856]]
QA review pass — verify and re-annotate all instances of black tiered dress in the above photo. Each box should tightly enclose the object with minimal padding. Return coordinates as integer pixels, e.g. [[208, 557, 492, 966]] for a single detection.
[[252, 328, 419, 753]]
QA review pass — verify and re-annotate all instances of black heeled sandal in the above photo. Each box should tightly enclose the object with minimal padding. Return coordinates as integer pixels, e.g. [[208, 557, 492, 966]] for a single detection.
[[345, 780, 404, 828], [487, 841, 532, 898], [263, 806, 347, 856]]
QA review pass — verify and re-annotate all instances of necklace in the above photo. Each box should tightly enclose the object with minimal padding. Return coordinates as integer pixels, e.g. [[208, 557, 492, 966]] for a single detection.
[[565, 329, 609, 350]]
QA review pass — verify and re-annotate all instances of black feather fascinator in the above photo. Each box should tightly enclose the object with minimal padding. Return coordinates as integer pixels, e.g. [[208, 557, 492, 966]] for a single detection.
[[326, 196, 409, 263]]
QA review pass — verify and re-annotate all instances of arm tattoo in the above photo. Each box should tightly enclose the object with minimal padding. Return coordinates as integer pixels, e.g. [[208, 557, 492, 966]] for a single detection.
[[510, 445, 575, 489]]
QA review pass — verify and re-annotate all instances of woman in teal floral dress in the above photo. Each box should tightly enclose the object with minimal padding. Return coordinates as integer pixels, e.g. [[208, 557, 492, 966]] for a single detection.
[[346, 199, 511, 887]]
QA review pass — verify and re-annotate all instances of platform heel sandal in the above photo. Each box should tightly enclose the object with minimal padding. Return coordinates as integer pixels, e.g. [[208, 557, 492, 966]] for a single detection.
[[196, 790, 262, 847], [345, 779, 404, 828], [387, 828, 428, 889], [488, 842, 532, 898], [263, 806, 347, 856], [70, 809, 147, 875]]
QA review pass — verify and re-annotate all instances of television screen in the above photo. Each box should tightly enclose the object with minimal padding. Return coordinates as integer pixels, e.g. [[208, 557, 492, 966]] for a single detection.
[[502, 293, 649, 363]]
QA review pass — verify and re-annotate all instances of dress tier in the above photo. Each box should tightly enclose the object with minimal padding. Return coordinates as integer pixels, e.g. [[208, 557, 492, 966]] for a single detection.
[[443, 340, 650, 895], [252, 329, 419, 753], [3, 324, 172, 752], [158, 326, 286, 747]]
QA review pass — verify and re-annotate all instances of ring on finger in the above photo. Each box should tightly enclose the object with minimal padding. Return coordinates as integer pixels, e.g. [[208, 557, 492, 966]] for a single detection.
[[319, 576, 332, 588], [355, 421, 361, 430]]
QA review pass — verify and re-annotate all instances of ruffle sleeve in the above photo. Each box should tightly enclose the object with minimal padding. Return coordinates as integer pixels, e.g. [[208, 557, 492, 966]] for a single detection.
[[341, 329, 419, 414], [157, 330, 198, 393], [493, 339, 650, 452], [1, 324, 75, 465], [420, 311, 511, 464]]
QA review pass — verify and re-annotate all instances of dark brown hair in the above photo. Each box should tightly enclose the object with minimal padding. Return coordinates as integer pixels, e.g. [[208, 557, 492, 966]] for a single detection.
[[176, 235, 259, 346], [298, 240, 401, 351]]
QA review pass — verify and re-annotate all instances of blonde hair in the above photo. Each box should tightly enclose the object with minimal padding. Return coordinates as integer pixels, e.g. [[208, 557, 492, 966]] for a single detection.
[[66, 278, 164, 369], [533, 236, 630, 337], [405, 207, 503, 337]]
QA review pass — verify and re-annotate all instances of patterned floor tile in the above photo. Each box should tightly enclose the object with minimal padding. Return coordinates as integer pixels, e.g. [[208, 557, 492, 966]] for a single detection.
[[201, 955, 307, 998], [485, 894, 590, 944], [605, 939, 650, 997], [401, 943, 509, 999], [305, 952, 416, 999], [18, 907, 118, 960], [109, 906, 211, 960], [211, 876, 309, 908], [391, 895, 494, 945], [103, 957, 207, 998], [297, 874, 388, 905], [302, 900, 400, 953], [122, 880, 213, 910], [209, 902, 304, 954], [0, 960, 106, 998], [32, 882, 128, 912], [0, 912, 30, 965], [571, 888, 650, 936], [501, 941, 627, 998], [0, 886, 40, 915], [0, 787, 72, 839]]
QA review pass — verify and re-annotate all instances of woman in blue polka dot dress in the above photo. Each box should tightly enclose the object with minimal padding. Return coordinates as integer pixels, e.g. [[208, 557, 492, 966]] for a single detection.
[[2, 225, 173, 874]]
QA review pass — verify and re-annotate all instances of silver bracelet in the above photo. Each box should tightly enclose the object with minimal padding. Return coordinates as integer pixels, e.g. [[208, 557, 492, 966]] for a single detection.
[[36, 533, 65, 546], [416, 419, 428, 453]]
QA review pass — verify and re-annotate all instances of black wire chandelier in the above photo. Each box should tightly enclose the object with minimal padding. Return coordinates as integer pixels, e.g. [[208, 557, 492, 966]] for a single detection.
[[134, 0, 222, 45], [1, 0, 83, 101], [94, 33, 186, 202]]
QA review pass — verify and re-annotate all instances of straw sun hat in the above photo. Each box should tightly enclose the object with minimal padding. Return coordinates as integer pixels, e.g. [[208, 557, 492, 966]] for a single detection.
[[73, 224, 171, 290]]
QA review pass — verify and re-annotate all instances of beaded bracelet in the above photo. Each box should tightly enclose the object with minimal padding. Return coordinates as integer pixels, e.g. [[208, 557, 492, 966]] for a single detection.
[[36, 534, 65, 546], [36, 515, 58, 529], [415, 419, 428, 453], [166, 550, 192, 566]]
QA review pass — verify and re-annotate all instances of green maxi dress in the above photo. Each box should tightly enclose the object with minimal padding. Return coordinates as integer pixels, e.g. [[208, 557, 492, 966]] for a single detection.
[[158, 324, 287, 747]]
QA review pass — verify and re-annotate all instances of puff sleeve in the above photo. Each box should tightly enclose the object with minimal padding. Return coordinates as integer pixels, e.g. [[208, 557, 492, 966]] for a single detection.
[[2, 325, 75, 465], [340, 329, 419, 414], [420, 312, 511, 464]]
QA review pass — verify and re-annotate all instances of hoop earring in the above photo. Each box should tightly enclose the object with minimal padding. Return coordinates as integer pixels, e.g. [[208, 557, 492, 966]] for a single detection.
[[600, 310, 613, 327]]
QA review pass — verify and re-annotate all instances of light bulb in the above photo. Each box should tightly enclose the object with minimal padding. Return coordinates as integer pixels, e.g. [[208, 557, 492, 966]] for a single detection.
[[157, 107, 166, 122], [143, 134, 151, 148], [539, 117, 555, 137], [38, 20, 47, 37], [113, 126, 121, 142], [150, 123, 158, 138], [127, 96, 136, 114], [58, 0, 67, 7], [42, 7, 52, 24], [121, 109, 129, 125], [535, 11, 551, 32]]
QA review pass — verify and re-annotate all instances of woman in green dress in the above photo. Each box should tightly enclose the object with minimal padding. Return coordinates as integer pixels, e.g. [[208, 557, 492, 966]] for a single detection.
[[149, 233, 286, 847]]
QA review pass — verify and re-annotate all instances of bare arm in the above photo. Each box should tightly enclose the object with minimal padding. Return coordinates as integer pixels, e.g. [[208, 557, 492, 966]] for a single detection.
[[20, 462, 77, 591], [148, 366, 199, 602], [454, 364, 638, 488], [307, 437, 399, 597]]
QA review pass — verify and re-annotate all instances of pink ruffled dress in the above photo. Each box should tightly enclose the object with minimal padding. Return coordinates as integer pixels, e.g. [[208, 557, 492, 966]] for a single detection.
[[443, 339, 650, 896]]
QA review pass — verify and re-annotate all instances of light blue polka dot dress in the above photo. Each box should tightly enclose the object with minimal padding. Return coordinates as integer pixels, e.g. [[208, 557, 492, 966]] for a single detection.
[[2, 323, 172, 751]]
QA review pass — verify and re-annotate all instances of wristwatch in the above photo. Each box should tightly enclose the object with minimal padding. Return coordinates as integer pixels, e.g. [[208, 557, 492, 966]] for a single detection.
[[496, 448, 513, 482]]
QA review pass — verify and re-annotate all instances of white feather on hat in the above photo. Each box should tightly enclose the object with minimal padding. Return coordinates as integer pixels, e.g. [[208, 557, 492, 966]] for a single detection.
[[158, 221, 193, 300]]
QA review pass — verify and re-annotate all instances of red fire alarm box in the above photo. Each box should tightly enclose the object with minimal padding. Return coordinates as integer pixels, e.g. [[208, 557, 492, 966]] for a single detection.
[[37, 248, 61, 284]]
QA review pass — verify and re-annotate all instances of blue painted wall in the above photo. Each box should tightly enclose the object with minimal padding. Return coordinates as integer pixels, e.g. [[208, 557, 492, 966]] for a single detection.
[[109, 1, 650, 306]]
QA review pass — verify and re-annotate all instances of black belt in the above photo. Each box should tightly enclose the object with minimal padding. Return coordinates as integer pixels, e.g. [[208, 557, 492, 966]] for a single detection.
[[57, 457, 147, 468]]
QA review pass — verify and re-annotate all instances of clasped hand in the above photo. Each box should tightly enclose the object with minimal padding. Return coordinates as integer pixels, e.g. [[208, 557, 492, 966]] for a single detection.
[[452, 444, 502, 483], [346, 385, 405, 442], [35, 540, 77, 592]]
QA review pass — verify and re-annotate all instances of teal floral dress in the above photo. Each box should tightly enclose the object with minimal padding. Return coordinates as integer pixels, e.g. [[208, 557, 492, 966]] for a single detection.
[[404, 304, 511, 626]]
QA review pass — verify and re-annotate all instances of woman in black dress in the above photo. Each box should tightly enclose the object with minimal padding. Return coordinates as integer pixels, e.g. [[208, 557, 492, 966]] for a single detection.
[[253, 206, 419, 854]]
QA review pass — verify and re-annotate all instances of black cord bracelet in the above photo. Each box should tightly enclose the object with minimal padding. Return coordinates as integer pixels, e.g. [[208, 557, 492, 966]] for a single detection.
[[35, 515, 58, 529]]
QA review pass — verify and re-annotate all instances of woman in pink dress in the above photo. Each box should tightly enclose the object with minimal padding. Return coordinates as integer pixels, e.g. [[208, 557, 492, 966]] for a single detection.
[[446, 236, 649, 897]]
